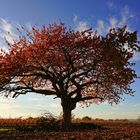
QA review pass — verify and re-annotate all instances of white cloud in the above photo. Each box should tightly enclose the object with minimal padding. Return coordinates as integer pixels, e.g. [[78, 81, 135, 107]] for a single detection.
[[0, 18, 34, 52], [98, 20, 104, 29], [107, 1, 114, 9], [28, 98, 42, 102], [0, 97, 15, 104], [25, 22, 33, 31], [0, 18, 13, 33], [107, 6, 134, 32], [74, 6, 134, 34], [49, 103, 61, 109], [34, 104, 45, 108], [73, 15, 89, 32], [109, 17, 118, 27], [73, 6, 139, 62], [133, 103, 140, 107], [0, 18, 19, 50], [75, 21, 89, 32], [72, 6, 134, 35], [0, 98, 42, 118], [131, 52, 140, 61], [97, 20, 105, 34], [73, 15, 78, 23], [119, 6, 134, 27], [106, 6, 134, 33]]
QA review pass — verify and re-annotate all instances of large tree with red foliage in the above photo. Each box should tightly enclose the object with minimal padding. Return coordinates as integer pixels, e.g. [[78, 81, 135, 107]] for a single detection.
[[0, 23, 139, 129]]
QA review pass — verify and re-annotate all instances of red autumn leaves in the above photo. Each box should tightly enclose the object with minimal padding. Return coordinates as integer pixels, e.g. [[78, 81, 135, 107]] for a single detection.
[[0, 23, 139, 105]]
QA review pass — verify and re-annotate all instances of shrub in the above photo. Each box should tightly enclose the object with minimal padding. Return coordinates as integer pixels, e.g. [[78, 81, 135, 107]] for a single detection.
[[82, 116, 92, 121]]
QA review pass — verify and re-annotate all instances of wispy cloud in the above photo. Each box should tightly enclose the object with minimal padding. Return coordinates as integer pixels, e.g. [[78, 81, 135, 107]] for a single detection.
[[28, 97, 43, 102], [73, 5, 135, 33], [0, 18, 13, 33], [73, 15, 89, 31], [131, 52, 140, 61], [96, 20, 105, 34], [107, 6, 134, 32], [133, 103, 140, 107], [73, 5, 139, 61], [49, 103, 61, 109], [73, 15, 78, 23], [107, 1, 114, 9], [0, 18, 33, 51], [109, 17, 118, 27], [119, 6, 134, 27], [25, 22, 33, 31], [76, 21, 88, 32], [0, 18, 18, 50]]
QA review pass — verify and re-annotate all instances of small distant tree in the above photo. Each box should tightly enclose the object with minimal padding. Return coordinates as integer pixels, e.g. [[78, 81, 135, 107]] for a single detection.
[[82, 116, 92, 121], [58, 112, 75, 121], [137, 116, 140, 122], [74, 117, 81, 122], [0, 23, 139, 129]]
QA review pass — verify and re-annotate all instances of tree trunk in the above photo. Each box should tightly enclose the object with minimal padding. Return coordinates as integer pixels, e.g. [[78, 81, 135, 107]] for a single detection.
[[62, 106, 72, 130], [61, 97, 76, 130]]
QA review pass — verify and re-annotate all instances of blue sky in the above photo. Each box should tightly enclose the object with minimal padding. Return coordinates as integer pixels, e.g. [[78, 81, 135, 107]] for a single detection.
[[0, 0, 140, 119]]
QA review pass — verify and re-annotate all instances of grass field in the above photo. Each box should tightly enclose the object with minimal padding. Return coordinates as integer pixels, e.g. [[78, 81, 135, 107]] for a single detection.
[[0, 118, 140, 140]]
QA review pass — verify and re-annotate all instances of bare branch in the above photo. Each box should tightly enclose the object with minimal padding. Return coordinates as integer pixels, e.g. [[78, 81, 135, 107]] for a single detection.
[[77, 96, 103, 102]]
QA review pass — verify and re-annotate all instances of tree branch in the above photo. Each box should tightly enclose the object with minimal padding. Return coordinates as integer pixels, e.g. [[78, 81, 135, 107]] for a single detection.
[[77, 96, 103, 102], [10, 85, 57, 98], [81, 80, 102, 87]]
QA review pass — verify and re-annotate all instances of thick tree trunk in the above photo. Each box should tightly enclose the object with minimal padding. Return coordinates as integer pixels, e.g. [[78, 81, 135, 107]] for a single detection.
[[61, 97, 76, 130], [62, 106, 72, 130]]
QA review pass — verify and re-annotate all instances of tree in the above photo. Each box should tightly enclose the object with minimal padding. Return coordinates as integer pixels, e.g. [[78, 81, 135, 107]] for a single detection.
[[82, 116, 92, 121], [137, 116, 140, 122], [0, 23, 139, 129]]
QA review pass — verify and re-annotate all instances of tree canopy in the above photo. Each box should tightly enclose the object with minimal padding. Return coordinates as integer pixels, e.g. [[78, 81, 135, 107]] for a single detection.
[[0, 23, 139, 129]]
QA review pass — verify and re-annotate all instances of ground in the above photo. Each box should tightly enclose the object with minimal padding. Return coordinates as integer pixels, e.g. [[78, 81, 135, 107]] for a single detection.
[[0, 118, 140, 140]]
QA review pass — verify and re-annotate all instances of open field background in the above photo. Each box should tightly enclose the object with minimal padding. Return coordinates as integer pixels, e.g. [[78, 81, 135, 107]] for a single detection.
[[0, 118, 140, 140]]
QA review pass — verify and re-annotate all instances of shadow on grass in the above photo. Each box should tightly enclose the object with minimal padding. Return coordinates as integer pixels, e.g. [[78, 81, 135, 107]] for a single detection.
[[15, 121, 105, 132]]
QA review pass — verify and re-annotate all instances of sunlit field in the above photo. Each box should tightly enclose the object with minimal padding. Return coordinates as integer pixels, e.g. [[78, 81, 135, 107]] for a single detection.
[[0, 117, 140, 140]]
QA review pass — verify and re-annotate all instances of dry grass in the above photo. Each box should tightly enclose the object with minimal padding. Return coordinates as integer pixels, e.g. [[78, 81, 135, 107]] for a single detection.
[[0, 118, 140, 139]]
